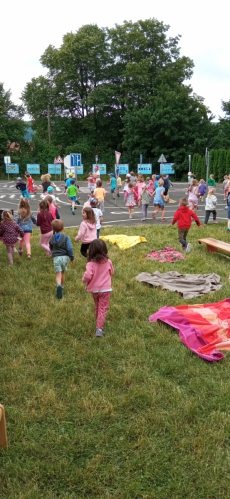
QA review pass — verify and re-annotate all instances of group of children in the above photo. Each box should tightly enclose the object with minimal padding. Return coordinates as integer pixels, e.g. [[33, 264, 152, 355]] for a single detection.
[[0, 196, 112, 336], [2, 168, 230, 336]]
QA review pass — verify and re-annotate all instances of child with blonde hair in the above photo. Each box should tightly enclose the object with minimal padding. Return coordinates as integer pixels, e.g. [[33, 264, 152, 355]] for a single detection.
[[16, 198, 37, 258], [75, 207, 97, 257], [198, 179, 206, 202], [208, 174, 216, 191], [152, 178, 166, 221], [0, 210, 24, 264], [188, 179, 199, 212], [204, 188, 217, 224]]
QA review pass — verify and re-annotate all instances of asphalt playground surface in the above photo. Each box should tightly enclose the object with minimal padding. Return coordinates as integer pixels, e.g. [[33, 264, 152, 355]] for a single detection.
[[0, 180, 228, 230]]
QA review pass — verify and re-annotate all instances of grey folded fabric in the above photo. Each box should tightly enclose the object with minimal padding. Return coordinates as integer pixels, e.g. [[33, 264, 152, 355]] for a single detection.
[[133, 271, 222, 299]]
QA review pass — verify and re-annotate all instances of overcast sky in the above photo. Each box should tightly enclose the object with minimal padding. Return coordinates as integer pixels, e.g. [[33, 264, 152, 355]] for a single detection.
[[1, 0, 229, 120]]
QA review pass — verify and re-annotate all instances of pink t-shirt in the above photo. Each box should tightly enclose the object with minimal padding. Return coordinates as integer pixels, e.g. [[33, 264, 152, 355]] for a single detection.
[[82, 259, 114, 292]]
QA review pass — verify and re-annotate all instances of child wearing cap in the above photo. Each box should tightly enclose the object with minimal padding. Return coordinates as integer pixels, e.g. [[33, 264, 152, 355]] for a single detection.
[[16, 178, 31, 198], [67, 180, 78, 215], [90, 198, 103, 237]]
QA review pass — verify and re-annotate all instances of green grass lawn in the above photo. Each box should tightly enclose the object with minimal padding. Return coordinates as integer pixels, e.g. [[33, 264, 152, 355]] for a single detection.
[[1, 222, 230, 499]]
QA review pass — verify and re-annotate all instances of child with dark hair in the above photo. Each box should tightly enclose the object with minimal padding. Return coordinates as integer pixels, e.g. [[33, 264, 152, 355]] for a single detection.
[[172, 197, 201, 253], [0, 210, 24, 264], [49, 219, 74, 299], [82, 239, 114, 337], [26, 174, 38, 194], [16, 177, 31, 198], [36, 199, 54, 257], [74, 207, 97, 257]]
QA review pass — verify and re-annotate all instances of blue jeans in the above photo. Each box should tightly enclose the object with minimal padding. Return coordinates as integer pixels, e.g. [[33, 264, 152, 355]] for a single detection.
[[22, 189, 31, 198]]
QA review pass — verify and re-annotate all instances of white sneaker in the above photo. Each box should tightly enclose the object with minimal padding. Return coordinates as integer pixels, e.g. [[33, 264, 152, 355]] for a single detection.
[[96, 329, 103, 337], [186, 243, 192, 253]]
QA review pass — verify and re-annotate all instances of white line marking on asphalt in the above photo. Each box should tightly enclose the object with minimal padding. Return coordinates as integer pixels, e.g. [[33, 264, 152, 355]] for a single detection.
[[9, 195, 15, 198]]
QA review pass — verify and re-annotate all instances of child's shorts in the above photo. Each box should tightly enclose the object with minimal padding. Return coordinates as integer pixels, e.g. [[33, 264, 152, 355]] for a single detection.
[[53, 255, 69, 273], [68, 196, 76, 202]]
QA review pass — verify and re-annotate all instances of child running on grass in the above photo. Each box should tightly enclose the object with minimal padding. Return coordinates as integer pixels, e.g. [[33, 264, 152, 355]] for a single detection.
[[90, 198, 103, 238], [204, 188, 218, 224], [82, 238, 114, 337], [49, 219, 74, 299], [74, 207, 97, 257], [0, 210, 24, 264], [172, 197, 201, 253], [45, 196, 60, 219], [36, 199, 54, 257], [16, 198, 37, 259]]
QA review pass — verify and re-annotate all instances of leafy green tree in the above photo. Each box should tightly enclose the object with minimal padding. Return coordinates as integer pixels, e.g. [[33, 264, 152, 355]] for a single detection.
[[226, 150, 230, 173], [0, 83, 26, 161]]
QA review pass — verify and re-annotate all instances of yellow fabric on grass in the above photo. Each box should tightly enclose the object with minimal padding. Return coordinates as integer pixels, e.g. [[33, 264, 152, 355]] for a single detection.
[[100, 234, 147, 250]]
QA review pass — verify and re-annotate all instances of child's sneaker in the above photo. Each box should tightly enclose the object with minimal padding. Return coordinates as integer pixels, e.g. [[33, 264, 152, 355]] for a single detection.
[[213, 220, 218, 223], [72, 210, 75, 215], [96, 329, 103, 337], [57, 285, 63, 299], [186, 243, 192, 253]]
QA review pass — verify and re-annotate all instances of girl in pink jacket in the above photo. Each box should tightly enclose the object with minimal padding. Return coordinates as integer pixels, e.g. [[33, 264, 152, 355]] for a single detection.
[[75, 207, 97, 257], [82, 239, 114, 337]]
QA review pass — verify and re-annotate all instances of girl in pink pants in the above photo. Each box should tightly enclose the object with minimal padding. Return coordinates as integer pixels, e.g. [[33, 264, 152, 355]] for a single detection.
[[82, 239, 114, 337], [16, 198, 37, 259], [36, 199, 54, 256]]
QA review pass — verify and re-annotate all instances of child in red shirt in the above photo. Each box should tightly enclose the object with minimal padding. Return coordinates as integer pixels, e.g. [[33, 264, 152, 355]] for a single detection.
[[172, 197, 201, 253]]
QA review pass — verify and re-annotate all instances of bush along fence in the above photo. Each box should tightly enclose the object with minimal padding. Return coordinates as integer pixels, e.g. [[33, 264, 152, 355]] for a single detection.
[[192, 149, 230, 182]]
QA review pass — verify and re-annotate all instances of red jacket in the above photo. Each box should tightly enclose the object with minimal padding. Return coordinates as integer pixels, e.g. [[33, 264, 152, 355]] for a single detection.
[[172, 206, 201, 229]]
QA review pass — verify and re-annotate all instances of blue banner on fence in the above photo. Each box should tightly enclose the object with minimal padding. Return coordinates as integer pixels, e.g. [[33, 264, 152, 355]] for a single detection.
[[115, 164, 129, 175], [160, 163, 175, 174], [137, 164, 152, 174], [6, 164, 19, 174], [93, 164, 107, 174], [48, 164, 62, 175], [27, 164, 40, 174], [75, 165, 84, 175]]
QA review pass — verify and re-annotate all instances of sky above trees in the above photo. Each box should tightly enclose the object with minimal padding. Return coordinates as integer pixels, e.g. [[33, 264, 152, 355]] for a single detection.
[[0, 0, 229, 120]]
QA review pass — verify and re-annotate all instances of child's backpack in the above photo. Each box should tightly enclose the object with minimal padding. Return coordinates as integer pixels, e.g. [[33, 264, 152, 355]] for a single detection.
[[227, 192, 230, 206]]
